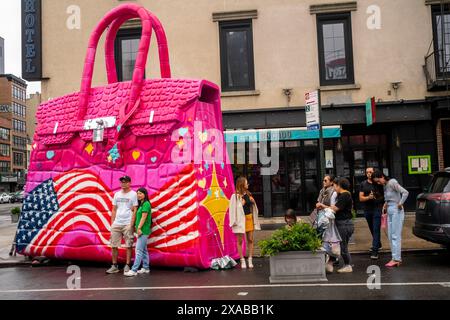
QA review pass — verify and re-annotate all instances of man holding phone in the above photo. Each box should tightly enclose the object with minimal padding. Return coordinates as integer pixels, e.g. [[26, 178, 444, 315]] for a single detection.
[[359, 167, 384, 260]]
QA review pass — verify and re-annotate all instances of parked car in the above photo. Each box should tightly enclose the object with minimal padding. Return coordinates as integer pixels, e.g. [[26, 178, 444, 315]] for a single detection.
[[0, 193, 12, 204], [15, 191, 25, 202], [9, 191, 24, 203], [413, 168, 450, 250]]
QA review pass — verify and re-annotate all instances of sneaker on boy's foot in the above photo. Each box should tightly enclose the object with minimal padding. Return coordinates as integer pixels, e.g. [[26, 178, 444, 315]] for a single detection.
[[123, 265, 131, 273], [106, 265, 120, 274]]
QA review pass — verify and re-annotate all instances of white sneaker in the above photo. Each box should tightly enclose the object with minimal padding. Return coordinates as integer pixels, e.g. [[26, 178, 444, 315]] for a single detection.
[[124, 270, 137, 277], [337, 265, 353, 273], [248, 258, 254, 269], [137, 268, 150, 274], [240, 258, 247, 269]]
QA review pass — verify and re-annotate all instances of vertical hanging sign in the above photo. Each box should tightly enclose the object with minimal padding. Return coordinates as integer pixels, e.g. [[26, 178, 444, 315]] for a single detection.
[[366, 97, 376, 126], [305, 90, 320, 131], [21, 0, 43, 81]]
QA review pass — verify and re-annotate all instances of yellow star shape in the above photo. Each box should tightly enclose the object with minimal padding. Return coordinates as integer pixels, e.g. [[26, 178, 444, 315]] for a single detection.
[[201, 164, 229, 246], [176, 138, 185, 149], [85, 143, 94, 155]]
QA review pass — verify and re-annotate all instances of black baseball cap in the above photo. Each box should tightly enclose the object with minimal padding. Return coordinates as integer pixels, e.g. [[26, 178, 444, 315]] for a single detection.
[[119, 176, 131, 182]]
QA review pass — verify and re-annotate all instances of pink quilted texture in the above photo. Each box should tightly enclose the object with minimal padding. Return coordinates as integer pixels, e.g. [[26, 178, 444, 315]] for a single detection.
[[35, 79, 210, 145], [20, 3, 239, 269]]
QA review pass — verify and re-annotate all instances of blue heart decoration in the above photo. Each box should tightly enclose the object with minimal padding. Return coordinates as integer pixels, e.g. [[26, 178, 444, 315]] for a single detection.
[[220, 162, 225, 169], [46, 151, 55, 160], [179, 128, 188, 137], [151, 157, 157, 163]]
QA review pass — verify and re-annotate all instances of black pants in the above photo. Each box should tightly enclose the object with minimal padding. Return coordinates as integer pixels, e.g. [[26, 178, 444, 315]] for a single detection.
[[336, 219, 354, 267], [364, 207, 383, 252]]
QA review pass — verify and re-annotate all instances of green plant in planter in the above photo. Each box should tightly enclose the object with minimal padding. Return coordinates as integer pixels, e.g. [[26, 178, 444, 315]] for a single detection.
[[11, 207, 20, 216], [258, 222, 322, 257]]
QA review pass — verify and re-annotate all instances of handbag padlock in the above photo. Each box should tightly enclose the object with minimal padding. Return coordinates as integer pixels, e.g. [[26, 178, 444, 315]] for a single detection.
[[93, 119, 105, 142]]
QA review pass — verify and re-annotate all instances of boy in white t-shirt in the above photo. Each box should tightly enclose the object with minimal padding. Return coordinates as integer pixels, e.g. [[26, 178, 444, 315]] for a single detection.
[[106, 176, 138, 274]]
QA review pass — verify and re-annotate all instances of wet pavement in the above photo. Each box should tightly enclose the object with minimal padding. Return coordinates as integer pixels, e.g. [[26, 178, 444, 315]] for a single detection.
[[0, 250, 449, 300]]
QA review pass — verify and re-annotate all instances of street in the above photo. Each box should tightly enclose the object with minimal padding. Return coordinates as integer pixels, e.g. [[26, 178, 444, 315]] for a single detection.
[[0, 202, 21, 216], [0, 250, 449, 300]]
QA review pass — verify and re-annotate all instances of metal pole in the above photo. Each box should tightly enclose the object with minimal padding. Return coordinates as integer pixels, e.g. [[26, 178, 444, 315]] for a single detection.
[[318, 89, 325, 179], [441, 1, 447, 89]]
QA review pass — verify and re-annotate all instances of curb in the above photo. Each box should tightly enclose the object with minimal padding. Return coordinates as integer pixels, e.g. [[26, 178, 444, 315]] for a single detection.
[[0, 260, 32, 268]]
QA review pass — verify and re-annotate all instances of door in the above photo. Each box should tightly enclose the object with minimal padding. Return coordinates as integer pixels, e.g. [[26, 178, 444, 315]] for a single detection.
[[344, 135, 389, 212], [302, 140, 320, 214], [286, 141, 303, 215], [271, 141, 287, 216], [270, 140, 320, 216]]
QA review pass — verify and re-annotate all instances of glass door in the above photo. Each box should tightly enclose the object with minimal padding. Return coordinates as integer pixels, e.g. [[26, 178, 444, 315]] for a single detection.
[[302, 140, 320, 214], [344, 134, 389, 212], [286, 141, 303, 215], [271, 141, 287, 216], [247, 142, 264, 215]]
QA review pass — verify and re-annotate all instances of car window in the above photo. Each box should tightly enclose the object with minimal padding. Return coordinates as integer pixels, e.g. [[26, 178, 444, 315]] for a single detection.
[[430, 175, 450, 193], [444, 181, 450, 193]]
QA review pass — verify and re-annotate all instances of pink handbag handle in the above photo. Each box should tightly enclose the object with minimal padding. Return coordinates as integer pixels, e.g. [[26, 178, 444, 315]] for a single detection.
[[78, 3, 153, 120], [105, 11, 171, 82]]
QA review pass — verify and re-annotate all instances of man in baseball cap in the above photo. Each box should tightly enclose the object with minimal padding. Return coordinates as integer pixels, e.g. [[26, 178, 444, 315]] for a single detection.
[[119, 176, 131, 183], [106, 175, 138, 274]]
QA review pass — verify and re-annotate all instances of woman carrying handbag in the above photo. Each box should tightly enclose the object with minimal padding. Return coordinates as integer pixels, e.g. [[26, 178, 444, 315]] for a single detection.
[[229, 177, 261, 269]]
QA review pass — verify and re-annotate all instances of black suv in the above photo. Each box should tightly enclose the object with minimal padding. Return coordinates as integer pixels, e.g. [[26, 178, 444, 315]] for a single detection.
[[413, 168, 450, 249]]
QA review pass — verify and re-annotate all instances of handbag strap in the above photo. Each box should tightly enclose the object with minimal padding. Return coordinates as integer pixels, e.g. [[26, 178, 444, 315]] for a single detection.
[[78, 3, 153, 120], [105, 10, 171, 82]]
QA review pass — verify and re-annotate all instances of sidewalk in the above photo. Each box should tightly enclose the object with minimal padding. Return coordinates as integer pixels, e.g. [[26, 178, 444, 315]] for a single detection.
[[0, 212, 443, 266], [0, 216, 28, 266], [254, 212, 442, 256]]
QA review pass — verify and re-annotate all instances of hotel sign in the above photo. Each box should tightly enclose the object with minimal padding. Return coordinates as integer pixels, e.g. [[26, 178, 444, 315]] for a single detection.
[[21, 0, 42, 81]]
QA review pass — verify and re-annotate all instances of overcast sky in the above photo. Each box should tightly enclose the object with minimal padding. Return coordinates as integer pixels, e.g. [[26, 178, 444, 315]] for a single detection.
[[0, 0, 41, 94]]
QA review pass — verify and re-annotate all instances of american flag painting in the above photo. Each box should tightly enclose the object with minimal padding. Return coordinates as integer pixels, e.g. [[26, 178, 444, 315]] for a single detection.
[[149, 164, 199, 252], [16, 170, 113, 260], [16, 165, 202, 262]]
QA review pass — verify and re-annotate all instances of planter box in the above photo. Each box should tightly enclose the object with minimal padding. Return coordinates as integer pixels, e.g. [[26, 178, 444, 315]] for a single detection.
[[269, 251, 327, 283], [11, 214, 19, 223]]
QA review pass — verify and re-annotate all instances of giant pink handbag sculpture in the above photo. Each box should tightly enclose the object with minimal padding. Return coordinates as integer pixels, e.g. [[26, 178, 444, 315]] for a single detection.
[[15, 3, 239, 269]]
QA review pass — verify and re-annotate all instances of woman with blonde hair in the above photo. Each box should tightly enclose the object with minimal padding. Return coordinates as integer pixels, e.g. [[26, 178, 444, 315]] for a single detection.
[[229, 177, 261, 269]]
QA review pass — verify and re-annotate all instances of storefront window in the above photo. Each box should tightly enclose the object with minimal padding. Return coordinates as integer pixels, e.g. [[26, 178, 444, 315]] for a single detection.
[[349, 135, 364, 145], [365, 135, 380, 145], [226, 131, 341, 217]]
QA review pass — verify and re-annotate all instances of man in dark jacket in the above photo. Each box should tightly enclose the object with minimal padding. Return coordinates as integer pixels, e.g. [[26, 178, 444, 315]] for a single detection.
[[359, 167, 384, 259]]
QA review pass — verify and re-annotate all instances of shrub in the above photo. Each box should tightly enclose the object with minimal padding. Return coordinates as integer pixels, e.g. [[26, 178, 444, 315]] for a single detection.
[[11, 207, 20, 215], [258, 222, 322, 256]]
